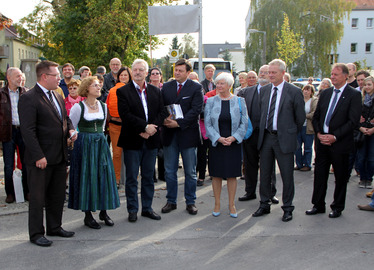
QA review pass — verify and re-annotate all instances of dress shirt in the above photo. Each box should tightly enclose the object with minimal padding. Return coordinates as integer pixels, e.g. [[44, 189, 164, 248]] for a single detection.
[[37, 82, 62, 118], [8, 88, 20, 125], [323, 83, 347, 133], [133, 80, 148, 122], [267, 81, 285, 131]]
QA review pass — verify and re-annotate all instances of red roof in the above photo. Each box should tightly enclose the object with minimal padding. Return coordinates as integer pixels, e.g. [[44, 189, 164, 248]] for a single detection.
[[349, 0, 374, 9]]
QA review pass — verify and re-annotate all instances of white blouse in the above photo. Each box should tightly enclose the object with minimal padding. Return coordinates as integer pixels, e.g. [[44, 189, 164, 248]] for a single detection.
[[69, 101, 107, 131]]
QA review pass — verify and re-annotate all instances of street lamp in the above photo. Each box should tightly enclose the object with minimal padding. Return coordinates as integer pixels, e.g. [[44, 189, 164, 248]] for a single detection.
[[248, 29, 267, 65]]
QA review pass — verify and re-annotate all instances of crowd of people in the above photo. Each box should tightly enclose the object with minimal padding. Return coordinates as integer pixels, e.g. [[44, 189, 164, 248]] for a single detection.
[[1, 57, 373, 247]]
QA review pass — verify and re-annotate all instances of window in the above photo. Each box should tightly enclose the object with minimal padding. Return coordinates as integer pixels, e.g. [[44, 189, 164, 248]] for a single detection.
[[328, 54, 339, 65], [351, 43, 357, 53], [367, 18, 373, 28], [352, 18, 358, 28], [366, 43, 372, 53]]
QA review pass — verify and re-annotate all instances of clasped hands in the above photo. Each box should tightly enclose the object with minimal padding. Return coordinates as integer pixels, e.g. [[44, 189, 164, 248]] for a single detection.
[[139, 124, 158, 139], [218, 136, 236, 146], [317, 133, 336, 146], [163, 115, 179, 128], [359, 127, 374, 136]]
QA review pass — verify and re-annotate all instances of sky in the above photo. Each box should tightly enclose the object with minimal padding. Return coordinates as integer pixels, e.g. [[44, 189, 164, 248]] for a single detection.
[[2, 0, 251, 59]]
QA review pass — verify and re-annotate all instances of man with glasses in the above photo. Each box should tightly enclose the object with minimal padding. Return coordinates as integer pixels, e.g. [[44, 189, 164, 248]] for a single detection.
[[19, 61, 77, 247], [103, 58, 122, 94]]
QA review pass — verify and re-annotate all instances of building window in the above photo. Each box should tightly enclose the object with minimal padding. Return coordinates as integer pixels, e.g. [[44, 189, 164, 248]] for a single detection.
[[351, 43, 357, 53], [367, 18, 373, 28], [366, 43, 372, 53], [328, 54, 338, 65], [352, 18, 358, 28]]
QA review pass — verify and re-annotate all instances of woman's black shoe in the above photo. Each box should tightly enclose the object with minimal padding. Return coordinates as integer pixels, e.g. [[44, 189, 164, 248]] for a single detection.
[[84, 217, 101, 229], [99, 211, 114, 226]]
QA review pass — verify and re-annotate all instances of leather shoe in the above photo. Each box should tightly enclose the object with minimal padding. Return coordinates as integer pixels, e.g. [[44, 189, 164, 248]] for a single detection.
[[30, 236, 53, 247], [5, 194, 15, 203], [197, 179, 204, 186], [252, 207, 270, 217], [141, 211, 161, 220], [84, 217, 101, 229], [328, 210, 341, 218], [271, 196, 279, 204], [47, 228, 75, 238], [238, 193, 256, 201], [300, 166, 311, 171], [186, 204, 198, 215], [305, 207, 325, 215], [161, 202, 177, 213], [357, 204, 374, 211], [282, 211, 293, 222], [99, 212, 114, 226], [128, 212, 138, 222]]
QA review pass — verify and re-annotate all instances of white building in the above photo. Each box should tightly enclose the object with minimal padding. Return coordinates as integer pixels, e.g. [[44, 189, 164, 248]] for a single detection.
[[331, 0, 374, 69]]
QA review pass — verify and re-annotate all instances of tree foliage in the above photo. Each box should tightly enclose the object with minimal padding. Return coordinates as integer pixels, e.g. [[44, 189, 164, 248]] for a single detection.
[[245, 0, 355, 77], [17, 0, 173, 69], [276, 13, 303, 69], [180, 34, 197, 59]]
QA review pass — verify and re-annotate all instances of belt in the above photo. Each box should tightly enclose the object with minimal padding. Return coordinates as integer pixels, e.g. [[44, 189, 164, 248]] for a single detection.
[[12, 125, 20, 129], [265, 129, 277, 135], [109, 120, 122, 126]]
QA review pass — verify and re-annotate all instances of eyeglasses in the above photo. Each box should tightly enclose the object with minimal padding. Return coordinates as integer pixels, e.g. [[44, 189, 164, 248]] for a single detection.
[[46, 73, 61, 79], [151, 72, 160, 75]]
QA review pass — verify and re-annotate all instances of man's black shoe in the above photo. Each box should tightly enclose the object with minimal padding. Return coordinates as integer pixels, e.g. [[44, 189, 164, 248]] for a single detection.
[[186, 204, 198, 215], [47, 228, 75, 238], [305, 207, 325, 215], [141, 211, 161, 220], [328, 210, 341, 218], [30, 236, 53, 247], [238, 193, 256, 201], [161, 202, 177, 213], [128, 212, 138, 222], [282, 211, 293, 222], [252, 207, 270, 217]]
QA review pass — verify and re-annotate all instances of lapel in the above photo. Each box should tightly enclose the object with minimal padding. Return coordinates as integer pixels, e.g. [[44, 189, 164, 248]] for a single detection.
[[278, 82, 288, 114], [130, 81, 146, 119], [175, 79, 190, 104], [262, 84, 272, 116], [330, 84, 351, 120], [36, 85, 62, 122]]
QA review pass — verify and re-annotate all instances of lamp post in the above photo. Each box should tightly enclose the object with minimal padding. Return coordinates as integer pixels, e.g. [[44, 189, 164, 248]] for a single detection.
[[248, 29, 267, 65]]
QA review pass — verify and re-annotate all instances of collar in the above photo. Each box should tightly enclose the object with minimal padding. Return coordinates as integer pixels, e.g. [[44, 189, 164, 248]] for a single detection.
[[272, 80, 285, 91], [177, 79, 187, 87], [133, 80, 147, 91], [334, 83, 347, 92], [37, 82, 52, 95], [8, 87, 19, 94]]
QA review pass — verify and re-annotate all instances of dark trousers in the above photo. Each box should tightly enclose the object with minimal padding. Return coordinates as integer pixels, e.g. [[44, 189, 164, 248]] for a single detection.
[[259, 132, 295, 212], [27, 161, 66, 241], [312, 143, 350, 212], [243, 129, 276, 197], [2, 126, 28, 196], [123, 143, 158, 213], [196, 138, 209, 180]]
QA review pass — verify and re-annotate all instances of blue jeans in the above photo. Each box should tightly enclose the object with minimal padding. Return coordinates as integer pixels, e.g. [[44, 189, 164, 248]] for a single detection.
[[123, 143, 157, 213], [369, 192, 374, 208], [295, 126, 314, 168], [164, 134, 197, 205], [2, 126, 28, 196], [356, 134, 374, 182]]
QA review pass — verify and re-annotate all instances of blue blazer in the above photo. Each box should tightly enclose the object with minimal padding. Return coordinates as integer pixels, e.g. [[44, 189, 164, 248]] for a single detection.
[[204, 95, 249, 146]]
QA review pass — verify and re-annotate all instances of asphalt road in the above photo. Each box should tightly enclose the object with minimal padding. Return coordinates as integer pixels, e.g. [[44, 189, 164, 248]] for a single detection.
[[0, 161, 373, 270]]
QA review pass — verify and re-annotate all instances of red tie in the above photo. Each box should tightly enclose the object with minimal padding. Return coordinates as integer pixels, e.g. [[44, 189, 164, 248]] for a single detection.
[[177, 83, 182, 96]]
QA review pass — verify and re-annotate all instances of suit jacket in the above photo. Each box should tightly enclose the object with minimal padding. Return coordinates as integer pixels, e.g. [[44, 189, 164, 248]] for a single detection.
[[258, 82, 306, 153], [162, 79, 204, 149], [117, 81, 167, 150], [312, 84, 362, 153], [0, 86, 27, 141], [18, 84, 73, 165], [200, 78, 216, 94], [204, 95, 249, 146]]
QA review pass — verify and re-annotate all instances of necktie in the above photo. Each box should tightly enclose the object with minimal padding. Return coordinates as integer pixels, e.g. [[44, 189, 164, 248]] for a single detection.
[[208, 81, 213, 91], [325, 89, 341, 127], [48, 91, 61, 120], [266, 87, 278, 130], [177, 83, 182, 96]]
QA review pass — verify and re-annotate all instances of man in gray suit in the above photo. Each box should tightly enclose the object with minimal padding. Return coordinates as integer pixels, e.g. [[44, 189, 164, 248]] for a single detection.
[[252, 59, 305, 222]]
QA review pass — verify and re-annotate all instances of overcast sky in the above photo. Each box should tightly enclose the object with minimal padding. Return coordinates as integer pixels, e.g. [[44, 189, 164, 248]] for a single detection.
[[2, 0, 251, 58]]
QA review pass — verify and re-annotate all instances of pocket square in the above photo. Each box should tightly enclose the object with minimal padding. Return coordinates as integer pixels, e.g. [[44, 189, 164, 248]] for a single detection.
[[182, 96, 190, 99]]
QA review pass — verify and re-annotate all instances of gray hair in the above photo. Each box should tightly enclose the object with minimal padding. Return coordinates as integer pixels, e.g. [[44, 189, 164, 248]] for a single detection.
[[6, 67, 21, 78], [132, 59, 149, 71], [215, 72, 234, 87], [269, 59, 287, 72]]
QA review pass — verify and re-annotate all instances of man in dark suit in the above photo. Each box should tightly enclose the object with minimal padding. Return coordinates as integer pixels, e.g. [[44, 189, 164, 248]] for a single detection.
[[117, 59, 167, 222], [161, 58, 204, 215], [238, 65, 278, 204], [306, 63, 362, 218], [200, 64, 216, 94], [19, 61, 77, 247], [252, 59, 305, 222]]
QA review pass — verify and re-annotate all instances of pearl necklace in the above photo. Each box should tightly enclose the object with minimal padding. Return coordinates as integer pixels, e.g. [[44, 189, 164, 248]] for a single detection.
[[85, 100, 98, 110], [219, 93, 233, 100]]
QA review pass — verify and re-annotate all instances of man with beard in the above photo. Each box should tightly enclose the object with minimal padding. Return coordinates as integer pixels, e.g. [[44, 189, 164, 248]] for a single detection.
[[103, 58, 122, 94]]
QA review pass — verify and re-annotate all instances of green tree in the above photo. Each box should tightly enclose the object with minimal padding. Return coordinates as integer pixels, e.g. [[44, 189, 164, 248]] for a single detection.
[[276, 13, 303, 69], [170, 35, 182, 55], [246, 0, 355, 77], [180, 34, 197, 59]]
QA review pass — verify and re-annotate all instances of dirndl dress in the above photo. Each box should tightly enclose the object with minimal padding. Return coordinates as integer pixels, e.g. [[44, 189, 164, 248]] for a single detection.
[[68, 101, 120, 211]]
